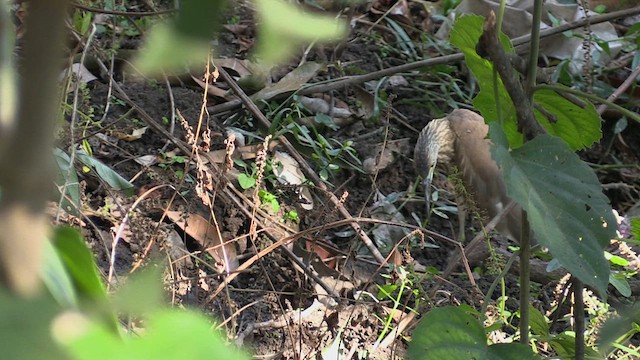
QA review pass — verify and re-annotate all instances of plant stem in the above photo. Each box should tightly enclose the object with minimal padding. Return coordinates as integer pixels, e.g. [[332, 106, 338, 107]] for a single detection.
[[519, 212, 531, 345], [518, 0, 544, 346], [574, 277, 585, 359]]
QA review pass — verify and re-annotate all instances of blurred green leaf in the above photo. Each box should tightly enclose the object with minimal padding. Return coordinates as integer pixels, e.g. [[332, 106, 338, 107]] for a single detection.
[[0, 290, 67, 360], [132, 23, 210, 75], [254, 0, 347, 65], [52, 226, 107, 303], [174, 0, 229, 40], [42, 239, 78, 308], [65, 310, 250, 360], [609, 273, 631, 297], [111, 264, 164, 315]]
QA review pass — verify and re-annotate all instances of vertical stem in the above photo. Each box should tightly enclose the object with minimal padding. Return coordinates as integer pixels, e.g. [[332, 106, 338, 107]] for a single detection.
[[519, 211, 531, 345], [525, 0, 543, 100], [492, 0, 507, 125], [574, 278, 585, 359], [518, 0, 543, 345]]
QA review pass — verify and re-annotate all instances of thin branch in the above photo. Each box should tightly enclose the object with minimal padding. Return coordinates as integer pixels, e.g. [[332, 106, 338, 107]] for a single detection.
[[477, 11, 545, 140]]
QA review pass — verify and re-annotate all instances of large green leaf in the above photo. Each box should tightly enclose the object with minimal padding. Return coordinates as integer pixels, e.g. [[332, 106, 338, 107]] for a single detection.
[[0, 290, 67, 360], [450, 15, 522, 147], [533, 87, 601, 150], [450, 15, 602, 150], [490, 126, 616, 295], [65, 310, 250, 360], [549, 333, 604, 360], [42, 239, 78, 308], [254, 0, 347, 65], [52, 226, 107, 303], [408, 306, 537, 359]]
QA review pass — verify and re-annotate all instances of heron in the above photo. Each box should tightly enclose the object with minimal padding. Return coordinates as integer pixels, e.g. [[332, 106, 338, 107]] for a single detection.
[[414, 109, 522, 243]]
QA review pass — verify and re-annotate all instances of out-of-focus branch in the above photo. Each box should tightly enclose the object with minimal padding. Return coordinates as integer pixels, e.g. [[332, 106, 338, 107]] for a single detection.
[[0, 0, 71, 295]]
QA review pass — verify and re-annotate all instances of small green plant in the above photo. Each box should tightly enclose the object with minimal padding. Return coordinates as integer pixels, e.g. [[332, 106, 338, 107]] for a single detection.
[[278, 120, 362, 182], [258, 189, 279, 213], [375, 267, 423, 344], [235, 159, 257, 190], [158, 151, 187, 179], [283, 210, 299, 223]]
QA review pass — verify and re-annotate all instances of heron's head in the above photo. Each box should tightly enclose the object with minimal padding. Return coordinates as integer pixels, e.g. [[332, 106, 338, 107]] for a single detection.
[[414, 117, 456, 213]]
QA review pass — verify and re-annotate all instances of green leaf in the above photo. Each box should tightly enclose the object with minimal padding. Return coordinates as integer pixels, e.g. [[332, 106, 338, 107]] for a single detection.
[[605, 252, 629, 267], [631, 217, 640, 241], [408, 306, 536, 359], [237, 173, 256, 189], [132, 23, 210, 75], [529, 305, 550, 338], [42, 239, 78, 307], [76, 150, 134, 196], [112, 264, 164, 315], [314, 113, 339, 130], [550, 333, 603, 360], [54, 148, 81, 216], [254, 0, 347, 65], [450, 14, 523, 148], [609, 273, 631, 297], [450, 15, 602, 152], [0, 290, 66, 360], [597, 303, 640, 353], [533, 87, 601, 150], [52, 226, 107, 303], [490, 127, 616, 295], [65, 310, 250, 360]]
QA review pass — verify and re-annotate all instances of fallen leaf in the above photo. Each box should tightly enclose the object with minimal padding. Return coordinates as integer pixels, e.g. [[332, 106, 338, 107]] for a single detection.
[[165, 211, 238, 272], [112, 127, 148, 142], [272, 151, 314, 210], [251, 62, 323, 102], [202, 140, 280, 164], [59, 63, 98, 92], [134, 155, 160, 167], [191, 75, 231, 99]]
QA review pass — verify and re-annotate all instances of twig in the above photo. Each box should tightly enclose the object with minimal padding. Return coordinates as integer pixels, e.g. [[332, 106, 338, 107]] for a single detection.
[[72, 2, 177, 16], [597, 64, 640, 115], [477, 11, 545, 140]]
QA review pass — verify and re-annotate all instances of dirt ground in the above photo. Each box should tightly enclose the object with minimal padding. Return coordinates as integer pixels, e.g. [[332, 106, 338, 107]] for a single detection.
[[51, 1, 640, 359]]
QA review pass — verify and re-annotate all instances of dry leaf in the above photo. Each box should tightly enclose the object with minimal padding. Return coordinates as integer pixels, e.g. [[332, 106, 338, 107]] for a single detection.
[[166, 211, 238, 272], [191, 74, 230, 98], [113, 127, 148, 142]]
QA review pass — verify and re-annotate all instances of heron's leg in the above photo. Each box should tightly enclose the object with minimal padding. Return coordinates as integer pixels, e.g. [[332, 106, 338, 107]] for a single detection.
[[455, 191, 467, 243]]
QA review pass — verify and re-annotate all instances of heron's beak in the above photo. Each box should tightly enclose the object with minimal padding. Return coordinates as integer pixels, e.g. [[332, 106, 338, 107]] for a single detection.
[[423, 164, 436, 215]]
